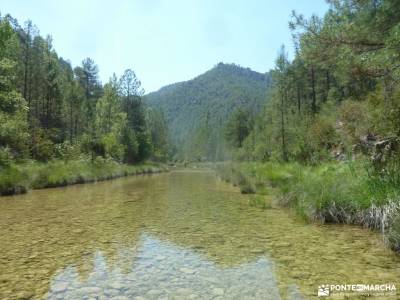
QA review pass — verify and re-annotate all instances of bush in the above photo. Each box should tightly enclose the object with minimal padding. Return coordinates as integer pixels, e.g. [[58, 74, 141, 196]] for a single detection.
[[0, 147, 13, 167], [338, 100, 370, 145], [30, 131, 55, 161], [0, 165, 27, 195], [54, 142, 82, 161]]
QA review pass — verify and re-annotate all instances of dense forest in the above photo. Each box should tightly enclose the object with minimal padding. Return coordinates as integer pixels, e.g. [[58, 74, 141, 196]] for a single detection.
[[230, 0, 400, 163], [146, 63, 271, 161], [0, 14, 169, 164], [0, 13, 169, 194]]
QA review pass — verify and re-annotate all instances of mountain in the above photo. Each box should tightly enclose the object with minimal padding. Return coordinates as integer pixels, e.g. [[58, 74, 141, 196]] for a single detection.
[[145, 63, 272, 161]]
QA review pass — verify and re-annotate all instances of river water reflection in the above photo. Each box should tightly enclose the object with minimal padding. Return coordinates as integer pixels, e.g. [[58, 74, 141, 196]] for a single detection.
[[0, 170, 399, 299]]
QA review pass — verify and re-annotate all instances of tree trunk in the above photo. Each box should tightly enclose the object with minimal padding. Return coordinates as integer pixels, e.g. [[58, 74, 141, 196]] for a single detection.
[[281, 90, 288, 161], [310, 65, 317, 114], [325, 70, 330, 101], [297, 85, 301, 113]]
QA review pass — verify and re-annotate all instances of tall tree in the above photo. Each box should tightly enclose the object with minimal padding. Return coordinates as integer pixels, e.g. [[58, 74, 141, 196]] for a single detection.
[[273, 46, 290, 161], [119, 69, 151, 163], [225, 108, 254, 149], [75, 57, 102, 132], [94, 75, 126, 160]]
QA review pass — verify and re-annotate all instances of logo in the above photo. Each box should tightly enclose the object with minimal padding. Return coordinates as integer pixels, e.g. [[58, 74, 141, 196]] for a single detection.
[[318, 285, 330, 297], [317, 283, 396, 297]]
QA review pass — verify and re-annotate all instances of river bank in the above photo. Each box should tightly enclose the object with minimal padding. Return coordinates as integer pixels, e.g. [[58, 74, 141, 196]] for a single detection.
[[216, 162, 400, 253], [0, 158, 168, 196], [1, 170, 399, 299]]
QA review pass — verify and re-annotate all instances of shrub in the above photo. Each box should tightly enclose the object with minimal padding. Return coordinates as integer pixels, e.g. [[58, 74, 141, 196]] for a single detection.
[[30, 131, 55, 161], [54, 142, 82, 161], [0, 147, 13, 167], [338, 100, 370, 144], [0, 165, 27, 195]]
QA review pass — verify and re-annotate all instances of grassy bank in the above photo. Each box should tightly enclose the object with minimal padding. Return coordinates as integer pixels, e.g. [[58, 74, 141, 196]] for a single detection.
[[216, 161, 400, 252], [0, 158, 168, 196]]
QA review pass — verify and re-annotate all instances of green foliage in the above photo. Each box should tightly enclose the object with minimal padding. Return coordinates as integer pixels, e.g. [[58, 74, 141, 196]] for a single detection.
[[0, 159, 167, 194], [146, 63, 272, 161], [135, 131, 153, 163], [147, 108, 169, 161], [28, 158, 165, 189], [214, 0, 400, 188], [94, 80, 127, 161], [121, 127, 139, 164], [30, 131, 54, 161], [225, 108, 254, 149], [217, 160, 400, 250], [0, 14, 167, 173], [249, 195, 271, 210], [218, 159, 400, 251], [54, 141, 82, 161], [0, 18, 29, 159], [0, 164, 27, 195], [338, 100, 371, 145], [388, 216, 400, 252], [118, 69, 157, 163], [0, 90, 29, 157], [0, 147, 13, 167], [215, 2, 400, 252]]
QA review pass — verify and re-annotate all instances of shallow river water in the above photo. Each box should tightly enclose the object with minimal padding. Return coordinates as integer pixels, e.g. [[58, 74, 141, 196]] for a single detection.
[[0, 170, 399, 299]]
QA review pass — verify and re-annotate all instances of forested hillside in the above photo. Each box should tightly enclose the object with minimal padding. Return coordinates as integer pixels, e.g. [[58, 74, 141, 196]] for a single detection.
[[235, 1, 400, 163], [0, 14, 168, 194], [145, 63, 271, 161], [220, 0, 400, 252]]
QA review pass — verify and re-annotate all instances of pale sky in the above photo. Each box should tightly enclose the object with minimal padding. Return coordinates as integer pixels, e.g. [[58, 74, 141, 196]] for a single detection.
[[1, 0, 328, 93]]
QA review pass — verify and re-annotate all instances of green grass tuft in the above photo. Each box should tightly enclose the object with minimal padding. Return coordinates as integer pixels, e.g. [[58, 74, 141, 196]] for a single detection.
[[216, 161, 400, 252], [0, 158, 168, 195]]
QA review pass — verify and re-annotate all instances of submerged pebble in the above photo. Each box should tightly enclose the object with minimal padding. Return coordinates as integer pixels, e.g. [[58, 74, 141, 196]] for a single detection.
[[1, 171, 400, 300]]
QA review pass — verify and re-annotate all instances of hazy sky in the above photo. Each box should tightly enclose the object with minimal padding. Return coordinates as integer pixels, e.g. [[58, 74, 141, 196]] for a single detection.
[[1, 0, 328, 93]]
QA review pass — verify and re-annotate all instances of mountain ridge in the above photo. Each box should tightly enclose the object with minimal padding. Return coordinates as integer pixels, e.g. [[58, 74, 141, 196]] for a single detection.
[[147, 63, 269, 95], [145, 62, 272, 160]]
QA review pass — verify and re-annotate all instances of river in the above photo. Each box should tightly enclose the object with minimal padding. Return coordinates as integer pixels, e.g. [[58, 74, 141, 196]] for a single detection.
[[0, 170, 399, 299]]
